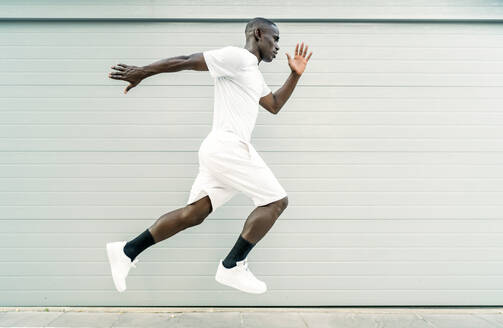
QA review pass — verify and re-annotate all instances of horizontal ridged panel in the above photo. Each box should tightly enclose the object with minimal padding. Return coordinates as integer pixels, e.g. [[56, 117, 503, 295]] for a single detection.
[[6, 73, 503, 86], [1, 0, 503, 20], [3, 125, 503, 138], [2, 190, 503, 206], [3, 32, 503, 47], [2, 258, 503, 274], [3, 177, 503, 192], [3, 205, 502, 220], [3, 59, 503, 74], [3, 46, 503, 60], [2, 245, 503, 261], [2, 219, 503, 233], [4, 164, 503, 178], [2, 290, 503, 307], [2, 98, 502, 111], [3, 276, 503, 290], [3, 151, 503, 164], [2, 139, 503, 151]]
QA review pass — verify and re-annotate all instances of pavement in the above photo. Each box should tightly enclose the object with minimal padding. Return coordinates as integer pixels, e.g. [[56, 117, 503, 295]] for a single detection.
[[1, 307, 503, 327]]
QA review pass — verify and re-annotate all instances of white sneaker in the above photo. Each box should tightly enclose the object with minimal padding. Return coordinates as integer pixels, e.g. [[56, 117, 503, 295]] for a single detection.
[[106, 241, 139, 292], [215, 257, 267, 294]]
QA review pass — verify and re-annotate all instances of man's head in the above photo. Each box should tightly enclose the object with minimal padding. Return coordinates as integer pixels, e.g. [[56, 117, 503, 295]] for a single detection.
[[245, 17, 279, 63]]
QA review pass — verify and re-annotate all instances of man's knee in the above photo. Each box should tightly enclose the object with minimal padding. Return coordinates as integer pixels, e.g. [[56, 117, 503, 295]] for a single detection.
[[181, 206, 206, 226], [270, 195, 288, 214], [278, 196, 288, 211], [184, 196, 212, 226]]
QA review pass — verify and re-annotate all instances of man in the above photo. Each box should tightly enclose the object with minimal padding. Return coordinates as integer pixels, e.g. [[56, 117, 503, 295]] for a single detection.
[[106, 17, 312, 294]]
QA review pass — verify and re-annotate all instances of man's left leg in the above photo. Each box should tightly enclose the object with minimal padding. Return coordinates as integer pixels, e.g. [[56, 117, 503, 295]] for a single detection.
[[222, 196, 288, 269], [215, 195, 288, 293]]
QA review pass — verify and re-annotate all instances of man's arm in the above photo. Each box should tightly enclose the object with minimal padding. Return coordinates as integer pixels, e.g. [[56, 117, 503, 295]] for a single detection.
[[108, 53, 208, 94], [259, 71, 301, 115], [140, 53, 209, 78], [259, 42, 313, 114]]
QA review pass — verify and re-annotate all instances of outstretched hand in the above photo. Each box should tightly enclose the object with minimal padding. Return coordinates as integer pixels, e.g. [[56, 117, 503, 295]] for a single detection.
[[108, 63, 145, 94], [285, 42, 312, 76]]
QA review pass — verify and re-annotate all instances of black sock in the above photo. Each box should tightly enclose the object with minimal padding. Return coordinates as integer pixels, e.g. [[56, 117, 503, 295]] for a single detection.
[[123, 228, 156, 261], [222, 234, 255, 269]]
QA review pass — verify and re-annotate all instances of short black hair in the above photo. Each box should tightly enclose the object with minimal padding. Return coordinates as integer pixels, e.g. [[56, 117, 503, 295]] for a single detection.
[[245, 17, 277, 37]]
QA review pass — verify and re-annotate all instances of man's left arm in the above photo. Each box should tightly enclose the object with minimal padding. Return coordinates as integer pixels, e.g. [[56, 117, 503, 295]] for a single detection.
[[260, 42, 313, 114]]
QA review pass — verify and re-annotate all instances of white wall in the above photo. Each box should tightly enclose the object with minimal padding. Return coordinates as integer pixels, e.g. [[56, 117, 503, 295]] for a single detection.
[[1, 2, 503, 306]]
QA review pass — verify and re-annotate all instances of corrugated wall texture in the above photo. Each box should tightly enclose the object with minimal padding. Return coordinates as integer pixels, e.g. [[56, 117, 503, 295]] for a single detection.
[[1, 0, 503, 306]]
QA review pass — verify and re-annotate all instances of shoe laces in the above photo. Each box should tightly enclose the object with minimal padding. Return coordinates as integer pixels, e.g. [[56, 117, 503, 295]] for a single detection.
[[238, 258, 263, 285], [242, 258, 249, 272], [241, 258, 257, 279]]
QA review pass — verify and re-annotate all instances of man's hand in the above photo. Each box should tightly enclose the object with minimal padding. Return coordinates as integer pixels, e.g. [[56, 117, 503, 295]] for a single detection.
[[285, 42, 312, 76], [108, 63, 147, 94]]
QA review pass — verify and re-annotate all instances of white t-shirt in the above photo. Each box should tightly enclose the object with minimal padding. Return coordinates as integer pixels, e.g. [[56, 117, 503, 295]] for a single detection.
[[203, 46, 272, 143]]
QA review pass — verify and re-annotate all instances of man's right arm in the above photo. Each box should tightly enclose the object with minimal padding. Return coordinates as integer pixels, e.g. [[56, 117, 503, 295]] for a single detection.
[[140, 53, 208, 78], [109, 52, 210, 94]]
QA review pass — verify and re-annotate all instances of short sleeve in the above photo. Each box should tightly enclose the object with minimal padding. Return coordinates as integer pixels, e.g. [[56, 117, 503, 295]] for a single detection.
[[203, 46, 243, 79], [261, 79, 272, 97]]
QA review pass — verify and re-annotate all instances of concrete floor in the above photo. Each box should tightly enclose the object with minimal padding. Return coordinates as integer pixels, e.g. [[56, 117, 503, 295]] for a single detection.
[[1, 307, 503, 327]]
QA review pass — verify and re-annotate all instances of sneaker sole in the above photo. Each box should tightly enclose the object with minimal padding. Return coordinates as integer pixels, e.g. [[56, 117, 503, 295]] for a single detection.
[[215, 269, 266, 294]]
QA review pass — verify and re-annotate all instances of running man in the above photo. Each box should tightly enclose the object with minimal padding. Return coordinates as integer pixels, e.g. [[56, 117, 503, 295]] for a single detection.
[[106, 17, 312, 294]]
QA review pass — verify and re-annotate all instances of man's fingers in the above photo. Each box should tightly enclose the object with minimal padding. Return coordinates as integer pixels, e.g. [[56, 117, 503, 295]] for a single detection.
[[299, 42, 304, 56], [111, 65, 125, 71], [306, 51, 313, 62], [295, 43, 299, 56], [108, 72, 124, 80], [118, 63, 128, 68], [303, 45, 308, 57]]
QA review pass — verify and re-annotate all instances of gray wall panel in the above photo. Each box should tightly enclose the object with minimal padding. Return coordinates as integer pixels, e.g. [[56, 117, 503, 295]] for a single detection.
[[1, 10, 503, 306]]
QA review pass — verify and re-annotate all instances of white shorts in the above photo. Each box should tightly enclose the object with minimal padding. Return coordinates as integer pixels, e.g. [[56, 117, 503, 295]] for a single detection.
[[186, 130, 288, 211]]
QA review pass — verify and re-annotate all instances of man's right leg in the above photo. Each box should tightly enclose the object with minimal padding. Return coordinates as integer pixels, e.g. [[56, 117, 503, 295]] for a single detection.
[[123, 195, 213, 261], [106, 195, 213, 292]]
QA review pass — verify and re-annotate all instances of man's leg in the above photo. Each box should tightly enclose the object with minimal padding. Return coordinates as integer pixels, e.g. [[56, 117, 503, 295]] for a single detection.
[[222, 196, 288, 268], [241, 196, 289, 244], [123, 195, 213, 261]]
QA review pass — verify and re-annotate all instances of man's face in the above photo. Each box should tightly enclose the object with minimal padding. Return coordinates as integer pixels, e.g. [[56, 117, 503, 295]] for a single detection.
[[259, 25, 280, 63]]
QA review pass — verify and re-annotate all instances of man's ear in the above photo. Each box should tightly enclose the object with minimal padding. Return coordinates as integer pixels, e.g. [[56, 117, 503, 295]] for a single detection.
[[254, 28, 261, 42]]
